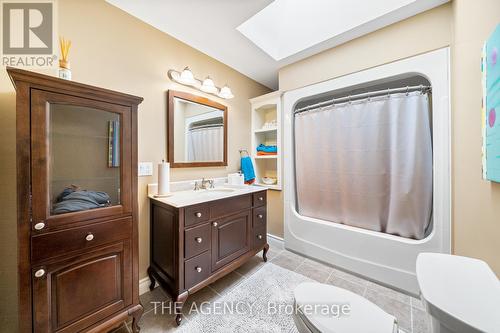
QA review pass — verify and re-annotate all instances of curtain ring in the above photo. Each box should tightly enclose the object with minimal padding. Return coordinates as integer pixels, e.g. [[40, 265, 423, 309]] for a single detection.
[[406, 86, 409, 96], [387, 88, 390, 98]]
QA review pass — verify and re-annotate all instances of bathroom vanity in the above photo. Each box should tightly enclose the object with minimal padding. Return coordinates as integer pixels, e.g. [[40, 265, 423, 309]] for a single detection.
[[147, 186, 269, 325]]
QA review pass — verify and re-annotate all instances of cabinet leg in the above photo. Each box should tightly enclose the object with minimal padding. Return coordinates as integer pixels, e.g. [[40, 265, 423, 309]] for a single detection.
[[174, 291, 189, 326], [147, 267, 156, 291], [262, 243, 269, 262], [129, 304, 144, 333]]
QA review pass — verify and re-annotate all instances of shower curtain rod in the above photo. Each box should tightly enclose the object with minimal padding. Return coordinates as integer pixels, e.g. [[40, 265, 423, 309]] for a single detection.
[[294, 84, 432, 114]]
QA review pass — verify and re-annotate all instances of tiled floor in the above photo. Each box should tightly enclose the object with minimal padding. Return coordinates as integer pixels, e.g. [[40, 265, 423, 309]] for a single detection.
[[112, 237, 431, 333]]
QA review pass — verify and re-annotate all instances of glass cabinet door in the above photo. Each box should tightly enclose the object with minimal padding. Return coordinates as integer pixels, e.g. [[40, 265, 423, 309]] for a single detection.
[[31, 89, 132, 229]]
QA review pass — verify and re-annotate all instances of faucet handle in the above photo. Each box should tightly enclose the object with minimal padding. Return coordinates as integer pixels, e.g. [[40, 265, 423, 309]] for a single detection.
[[209, 180, 215, 188], [194, 181, 200, 191]]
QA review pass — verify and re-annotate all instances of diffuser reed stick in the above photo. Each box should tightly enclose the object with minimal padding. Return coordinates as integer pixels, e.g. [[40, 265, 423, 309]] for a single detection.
[[58, 37, 72, 80], [59, 37, 71, 69]]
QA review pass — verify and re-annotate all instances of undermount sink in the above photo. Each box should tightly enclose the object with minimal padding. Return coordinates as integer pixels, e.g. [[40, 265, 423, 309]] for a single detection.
[[206, 187, 236, 192]]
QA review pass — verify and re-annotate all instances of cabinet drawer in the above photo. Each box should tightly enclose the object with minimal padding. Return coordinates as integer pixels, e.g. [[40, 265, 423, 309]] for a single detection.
[[31, 217, 132, 263], [184, 251, 210, 289], [210, 194, 252, 219], [253, 191, 267, 207], [185, 204, 210, 227], [253, 206, 267, 228], [253, 225, 267, 249], [185, 223, 211, 259]]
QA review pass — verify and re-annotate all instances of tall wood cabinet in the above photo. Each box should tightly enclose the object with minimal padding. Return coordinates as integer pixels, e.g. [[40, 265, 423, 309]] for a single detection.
[[8, 67, 144, 332]]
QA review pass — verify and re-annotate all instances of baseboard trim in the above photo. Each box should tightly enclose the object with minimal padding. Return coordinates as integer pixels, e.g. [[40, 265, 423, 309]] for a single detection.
[[139, 276, 153, 295], [267, 233, 284, 242]]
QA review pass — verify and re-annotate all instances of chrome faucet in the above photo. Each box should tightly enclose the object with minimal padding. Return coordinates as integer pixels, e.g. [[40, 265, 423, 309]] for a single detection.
[[194, 178, 215, 190]]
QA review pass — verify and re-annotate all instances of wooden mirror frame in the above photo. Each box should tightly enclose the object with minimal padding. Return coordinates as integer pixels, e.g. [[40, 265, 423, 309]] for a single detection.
[[167, 90, 228, 168]]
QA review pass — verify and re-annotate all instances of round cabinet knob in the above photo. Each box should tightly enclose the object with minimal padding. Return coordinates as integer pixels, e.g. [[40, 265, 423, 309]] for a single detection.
[[34, 222, 45, 230], [258, 214, 263, 219], [212, 222, 218, 227], [85, 233, 94, 241], [195, 212, 202, 218], [258, 235, 263, 240], [258, 197, 264, 201], [34, 269, 45, 278], [195, 266, 202, 273], [195, 237, 202, 243]]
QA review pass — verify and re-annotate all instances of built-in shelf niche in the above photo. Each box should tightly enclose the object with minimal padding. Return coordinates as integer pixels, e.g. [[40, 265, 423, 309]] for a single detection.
[[250, 91, 282, 190]]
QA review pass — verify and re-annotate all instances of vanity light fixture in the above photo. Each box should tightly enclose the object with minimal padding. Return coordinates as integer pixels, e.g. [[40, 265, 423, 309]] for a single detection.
[[167, 67, 234, 99]]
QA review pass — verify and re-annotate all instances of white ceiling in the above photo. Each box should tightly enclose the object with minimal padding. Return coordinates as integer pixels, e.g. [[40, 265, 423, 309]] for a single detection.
[[106, 0, 448, 89]]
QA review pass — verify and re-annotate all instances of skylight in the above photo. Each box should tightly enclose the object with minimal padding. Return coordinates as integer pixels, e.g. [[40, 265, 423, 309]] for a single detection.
[[237, 0, 448, 61]]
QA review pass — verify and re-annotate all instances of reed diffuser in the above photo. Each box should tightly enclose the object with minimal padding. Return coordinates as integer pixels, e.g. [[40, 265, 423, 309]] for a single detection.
[[58, 37, 72, 80]]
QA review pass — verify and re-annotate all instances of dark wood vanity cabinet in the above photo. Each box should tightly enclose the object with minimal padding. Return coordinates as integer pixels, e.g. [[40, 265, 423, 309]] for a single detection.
[[148, 190, 269, 325], [8, 68, 143, 333]]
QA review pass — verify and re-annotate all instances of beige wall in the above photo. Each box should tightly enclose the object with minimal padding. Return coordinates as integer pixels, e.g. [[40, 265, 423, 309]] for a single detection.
[[278, 1, 500, 275], [451, 0, 500, 274], [0, 86, 18, 331], [0, 0, 269, 329]]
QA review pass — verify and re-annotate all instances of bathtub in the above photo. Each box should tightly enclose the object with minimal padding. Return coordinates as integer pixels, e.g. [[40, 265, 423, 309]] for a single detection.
[[282, 48, 451, 295]]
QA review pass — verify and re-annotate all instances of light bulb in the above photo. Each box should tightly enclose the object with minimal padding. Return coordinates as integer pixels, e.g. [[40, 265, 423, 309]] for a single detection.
[[178, 66, 195, 85], [218, 85, 234, 99], [201, 76, 218, 94]]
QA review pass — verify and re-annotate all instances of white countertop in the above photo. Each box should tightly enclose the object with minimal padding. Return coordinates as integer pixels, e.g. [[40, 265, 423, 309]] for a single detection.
[[148, 184, 266, 208]]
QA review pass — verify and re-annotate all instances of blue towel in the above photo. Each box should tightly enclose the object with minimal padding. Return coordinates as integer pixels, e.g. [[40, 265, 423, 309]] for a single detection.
[[256, 144, 277, 153], [240, 156, 255, 183]]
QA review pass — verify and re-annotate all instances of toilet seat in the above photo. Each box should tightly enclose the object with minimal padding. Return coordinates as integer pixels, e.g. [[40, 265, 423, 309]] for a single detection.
[[293, 282, 398, 333]]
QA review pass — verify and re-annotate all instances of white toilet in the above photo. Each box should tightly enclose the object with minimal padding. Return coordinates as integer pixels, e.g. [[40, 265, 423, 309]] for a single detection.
[[293, 254, 500, 333], [293, 282, 399, 333]]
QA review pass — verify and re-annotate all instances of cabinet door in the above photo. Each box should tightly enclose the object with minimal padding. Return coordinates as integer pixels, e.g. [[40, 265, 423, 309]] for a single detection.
[[30, 89, 132, 230], [32, 241, 132, 332], [211, 210, 251, 272]]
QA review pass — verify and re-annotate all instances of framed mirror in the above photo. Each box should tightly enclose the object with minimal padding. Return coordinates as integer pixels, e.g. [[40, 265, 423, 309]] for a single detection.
[[167, 90, 228, 167]]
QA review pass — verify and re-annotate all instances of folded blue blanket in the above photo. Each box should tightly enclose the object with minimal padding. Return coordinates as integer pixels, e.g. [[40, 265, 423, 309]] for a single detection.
[[53, 189, 111, 214], [256, 144, 277, 153]]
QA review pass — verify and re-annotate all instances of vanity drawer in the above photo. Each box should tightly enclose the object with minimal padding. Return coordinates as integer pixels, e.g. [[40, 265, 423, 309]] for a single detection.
[[252, 206, 267, 228], [210, 194, 252, 219], [185, 204, 210, 227], [253, 224, 267, 249], [184, 251, 210, 289], [253, 191, 267, 207], [185, 223, 211, 259], [31, 217, 132, 263]]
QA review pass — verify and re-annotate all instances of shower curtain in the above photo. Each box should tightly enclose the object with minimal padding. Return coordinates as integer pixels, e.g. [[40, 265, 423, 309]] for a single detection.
[[294, 92, 432, 240], [187, 125, 223, 162]]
